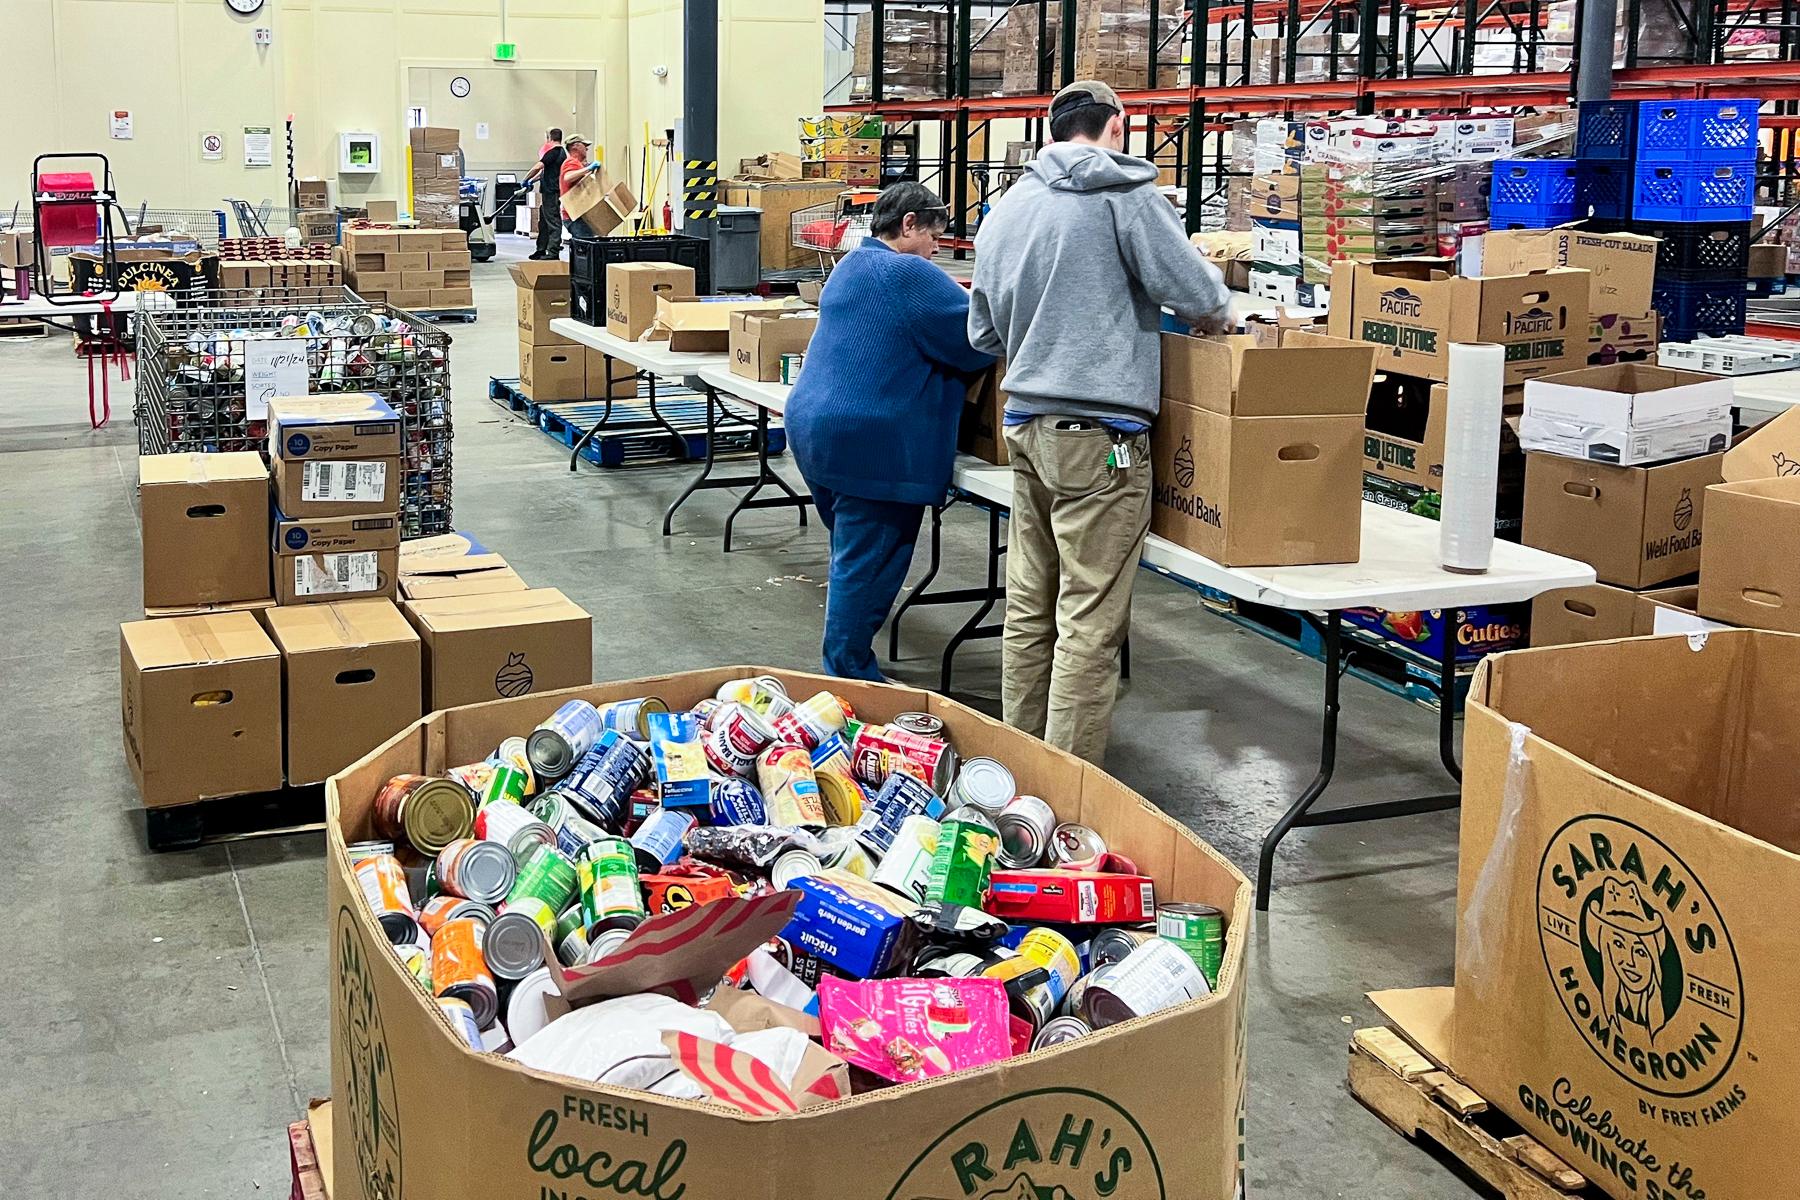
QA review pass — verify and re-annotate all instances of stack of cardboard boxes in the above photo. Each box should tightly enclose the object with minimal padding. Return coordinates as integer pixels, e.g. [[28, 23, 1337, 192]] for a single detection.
[[1070, 0, 1187, 90], [722, 178, 847, 270], [295, 177, 336, 244], [338, 226, 473, 311], [215, 236, 343, 295], [849, 8, 1001, 99], [122, 405, 594, 812], [799, 115, 884, 186], [408, 126, 462, 229], [509, 259, 636, 402]]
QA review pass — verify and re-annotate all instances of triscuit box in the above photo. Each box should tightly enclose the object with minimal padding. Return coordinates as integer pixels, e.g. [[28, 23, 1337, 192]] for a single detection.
[[728, 310, 818, 381], [652, 296, 794, 354], [1529, 581, 1643, 646], [271, 454, 400, 519], [119, 611, 282, 808], [605, 261, 696, 342], [397, 532, 527, 601], [1327, 258, 1590, 385], [273, 512, 400, 605], [1521, 449, 1723, 588], [263, 599, 420, 786], [510, 260, 575, 346], [401, 587, 592, 711], [1152, 331, 1375, 566], [1480, 226, 1660, 313], [1454, 631, 1800, 1200], [327, 666, 1249, 1200], [1519, 364, 1734, 466], [139, 451, 272, 609], [267, 394, 402, 460], [1699, 408, 1800, 632]]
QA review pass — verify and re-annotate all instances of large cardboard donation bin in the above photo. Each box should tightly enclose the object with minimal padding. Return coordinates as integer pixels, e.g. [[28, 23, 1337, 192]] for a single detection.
[[1454, 632, 1800, 1200], [328, 667, 1250, 1200]]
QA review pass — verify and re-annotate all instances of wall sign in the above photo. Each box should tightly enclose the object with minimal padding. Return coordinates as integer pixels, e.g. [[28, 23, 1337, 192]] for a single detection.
[[200, 132, 224, 161], [244, 125, 274, 166], [110, 110, 134, 140]]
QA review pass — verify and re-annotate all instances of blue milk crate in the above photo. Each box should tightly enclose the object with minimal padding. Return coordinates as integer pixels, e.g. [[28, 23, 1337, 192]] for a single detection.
[[1650, 277, 1747, 341], [1635, 99, 1760, 163], [1576, 161, 1633, 220], [1632, 162, 1754, 223], [1577, 100, 1639, 161], [1487, 159, 1579, 226]]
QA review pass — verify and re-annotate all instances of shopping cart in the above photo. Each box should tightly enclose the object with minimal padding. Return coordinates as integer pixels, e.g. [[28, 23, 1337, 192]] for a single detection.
[[790, 189, 879, 267], [118, 206, 227, 252]]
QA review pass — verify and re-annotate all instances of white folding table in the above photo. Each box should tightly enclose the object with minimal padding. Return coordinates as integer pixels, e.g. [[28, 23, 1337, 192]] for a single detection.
[[1733, 369, 1800, 424], [943, 456, 1595, 909], [0, 291, 141, 428]]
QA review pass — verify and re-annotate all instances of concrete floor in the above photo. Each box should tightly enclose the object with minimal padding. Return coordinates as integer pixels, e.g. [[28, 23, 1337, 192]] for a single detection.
[[0, 239, 1482, 1198]]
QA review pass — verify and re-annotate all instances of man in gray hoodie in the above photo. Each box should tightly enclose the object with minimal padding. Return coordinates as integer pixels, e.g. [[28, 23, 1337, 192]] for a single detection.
[[968, 80, 1230, 764]]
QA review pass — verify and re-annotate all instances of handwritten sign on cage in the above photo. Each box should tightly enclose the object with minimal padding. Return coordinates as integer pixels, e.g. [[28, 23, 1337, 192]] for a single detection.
[[245, 338, 309, 419]]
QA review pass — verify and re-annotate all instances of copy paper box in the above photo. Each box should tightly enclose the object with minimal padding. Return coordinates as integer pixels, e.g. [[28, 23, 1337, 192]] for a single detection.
[[264, 599, 420, 785], [273, 512, 400, 606], [268, 394, 402, 460], [1454, 632, 1800, 1200], [652, 296, 792, 354], [1520, 364, 1733, 466], [582, 347, 639, 399], [120, 612, 281, 807], [517, 342, 585, 402], [728, 310, 818, 381], [402, 587, 592, 711], [139, 451, 272, 608], [271, 455, 400, 519], [397, 531, 526, 601], [1700, 476, 1800, 633], [1529, 582, 1643, 646], [1152, 331, 1374, 566], [1327, 258, 1589, 384], [510, 260, 576, 345], [604, 261, 695, 342], [1481, 226, 1660, 313], [327, 666, 1250, 1200], [1522, 450, 1723, 588]]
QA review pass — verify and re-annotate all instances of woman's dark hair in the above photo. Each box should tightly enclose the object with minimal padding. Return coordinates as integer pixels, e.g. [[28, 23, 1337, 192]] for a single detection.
[[871, 182, 950, 238]]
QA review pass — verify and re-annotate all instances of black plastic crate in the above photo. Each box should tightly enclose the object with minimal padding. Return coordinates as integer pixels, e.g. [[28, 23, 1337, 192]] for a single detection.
[[1628, 219, 1751, 279], [1651, 277, 1747, 340], [569, 233, 712, 294], [1576, 99, 1639, 161], [571, 277, 602, 327]]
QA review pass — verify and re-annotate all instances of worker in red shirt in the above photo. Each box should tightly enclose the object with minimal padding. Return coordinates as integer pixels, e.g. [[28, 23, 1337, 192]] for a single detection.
[[560, 135, 603, 240]]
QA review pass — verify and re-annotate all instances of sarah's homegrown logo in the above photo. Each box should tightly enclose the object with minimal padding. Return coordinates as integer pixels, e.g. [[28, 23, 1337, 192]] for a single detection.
[[888, 1090, 1163, 1200], [1537, 816, 1743, 1099], [336, 905, 402, 1199]]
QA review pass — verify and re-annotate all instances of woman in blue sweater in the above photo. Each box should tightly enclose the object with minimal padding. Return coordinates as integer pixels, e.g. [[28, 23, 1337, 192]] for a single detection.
[[787, 184, 995, 681]]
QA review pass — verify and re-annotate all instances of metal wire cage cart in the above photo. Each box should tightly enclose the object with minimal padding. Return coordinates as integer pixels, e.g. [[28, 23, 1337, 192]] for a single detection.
[[791, 193, 876, 263], [134, 289, 454, 537]]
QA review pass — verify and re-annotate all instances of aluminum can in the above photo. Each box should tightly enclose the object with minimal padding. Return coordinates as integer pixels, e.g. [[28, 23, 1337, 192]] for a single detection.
[[584, 927, 633, 964], [629, 807, 696, 874], [716, 675, 792, 718], [870, 815, 940, 903], [473, 800, 556, 861], [559, 732, 649, 830], [436, 996, 483, 1049], [996, 795, 1057, 869], [434, 837, 517, 905], [576, 837, 647, 934], [756, 743, 825, 829], [850, 723, 958, 795], [345, 840, 395, 863], [354, 853, 418, 944], [1032, 1015, 1093, 1050], [891, 711, 944, 739], [595, 695, 669, 739], [1049, 822, 1107, 866], [1082, 937, 1210, 1028], [480, 764, 529, 809], [485, 903, 553, 981], [553, 809, 610, 859], [526, 700, 603, 782], [709, 775, 766, 826], [703, 702, 776, 778], [432, 916, 498, 1028], [855, 770, 945, 858], [809, 735, 865, 826], [1016, 927, 1082, 1008], [417, 894, 495, 938], [948, 757, 1016, 816], [770, 690, 848, 750], [1090, 926, 1158, 971], [925, 806, 1000, 908], [770, 849, 824, 890], [1157, 902, 1226, 989], [372, 774, 475, 854], [505, 843, 579, 913]]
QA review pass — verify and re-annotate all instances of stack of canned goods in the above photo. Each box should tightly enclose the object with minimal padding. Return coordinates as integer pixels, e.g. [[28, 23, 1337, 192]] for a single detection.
[[347, 676, 1231, 1068]]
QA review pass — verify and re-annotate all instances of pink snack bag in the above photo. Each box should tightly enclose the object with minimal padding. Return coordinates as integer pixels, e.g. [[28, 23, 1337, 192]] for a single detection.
[[817, 976, 1013, 1084]]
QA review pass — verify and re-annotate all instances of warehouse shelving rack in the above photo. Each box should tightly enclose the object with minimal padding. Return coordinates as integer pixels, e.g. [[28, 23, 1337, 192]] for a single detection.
[[826, 0, 1800, 250]]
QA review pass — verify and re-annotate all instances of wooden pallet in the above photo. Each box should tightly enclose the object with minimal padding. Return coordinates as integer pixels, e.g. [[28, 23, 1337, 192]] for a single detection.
[[1348, 1027, 1606, 1200], [0, 316, 47, 339]]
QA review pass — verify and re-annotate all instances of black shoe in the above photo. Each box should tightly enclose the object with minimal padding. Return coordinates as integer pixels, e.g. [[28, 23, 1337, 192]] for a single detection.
[[526, 253, 547, 260]]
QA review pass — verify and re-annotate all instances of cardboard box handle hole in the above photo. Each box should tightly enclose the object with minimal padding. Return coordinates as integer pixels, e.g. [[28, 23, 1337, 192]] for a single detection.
[[1564, 599, 1598, 617], [186, 504, 227, 518], [336, 668, 377, 685], [1561, 481, 1600, 500], [1277, 444, 1321, 462], [192, 689, 234, 706], [1742, 588, 1784, 609], [1521, 290, 1550, 305]]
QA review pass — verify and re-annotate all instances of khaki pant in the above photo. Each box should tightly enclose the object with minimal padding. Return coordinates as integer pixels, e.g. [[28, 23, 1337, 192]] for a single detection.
[[1001, 419, 1151, 764]]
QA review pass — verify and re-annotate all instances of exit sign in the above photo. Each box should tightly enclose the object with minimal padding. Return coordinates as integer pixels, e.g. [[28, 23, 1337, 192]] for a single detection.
[[493, 42, 517, 61]]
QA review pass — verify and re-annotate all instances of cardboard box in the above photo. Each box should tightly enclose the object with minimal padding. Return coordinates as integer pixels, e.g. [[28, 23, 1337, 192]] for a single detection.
[[386, 289, 430, 311], [1519, 364, 1734, 466], [401, 587, 593, 711], [518, 342, 585, 402], [1480, 226, 1660, 313], [428, 287, 473, 309], [1342, 603, 1528, 664], [350, 271, 398, 294], [1152, 332, 1375, 566], [1454, 631, 1800, 1200], [387, 251, 429, 273], [407, 126, 459, 154], [364, 199, 399, 224], [1522, 450, 1723, 587], [1588, 309, 1660, 366], [1364, 376, 1524, 492], [268, 394, 401, 460], [1327, 259, 1590, 385], [1699, 410, 1800, 632], [1633, 583, 1703, 634], [271, 455, 401, 519], [728, 310, 818, 381], [344, 230, 399, 255], [145, 597, 276, 621], [605, 262, 696, 342], [273, 512, 401, 606], [1529, 581, 1643, 645], [263, 599, 420, 785], [139, 451, 272, 608], [0, 229, 38, 269], [1748, 241, 1786, 279], [722, 180, 846, 269], [583, 347, 639, 399], [562, 174, 635, 235], [430, 249, 472, 272], [400, 269, 445, 290], [652, 296, 792, 353], [327, 666, 1250, 1200], [959, 364, 1009, 467], [120, 612, 282, 807], [396, 532, 525, 601]]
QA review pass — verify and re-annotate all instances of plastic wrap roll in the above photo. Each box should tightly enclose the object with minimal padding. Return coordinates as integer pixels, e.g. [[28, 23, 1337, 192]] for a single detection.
[[1440, 342, 1505, 574]]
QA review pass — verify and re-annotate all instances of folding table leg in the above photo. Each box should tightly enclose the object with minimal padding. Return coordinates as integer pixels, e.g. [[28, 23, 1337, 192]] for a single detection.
[[1256, 612, 1343, 912], [939, 505, 1006, 693], [663, 379, 721, 534], [569, 352, 627, 472], [722, 408, 811, 553]]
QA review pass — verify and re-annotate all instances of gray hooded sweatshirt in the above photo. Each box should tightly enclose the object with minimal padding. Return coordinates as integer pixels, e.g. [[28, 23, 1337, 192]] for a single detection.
[[968, 141, 1229, 426]]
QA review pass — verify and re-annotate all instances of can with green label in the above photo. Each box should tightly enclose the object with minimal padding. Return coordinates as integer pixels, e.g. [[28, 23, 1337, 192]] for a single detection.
[[577, 836, 647, 935], [481, 764, 529, 809], [505, 842, 578, 913], [1156, 902, 1225, 988], [925, 805, 1000, 908]]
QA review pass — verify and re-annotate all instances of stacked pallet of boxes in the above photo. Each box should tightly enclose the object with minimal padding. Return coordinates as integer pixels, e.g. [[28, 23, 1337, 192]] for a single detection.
[[800, 115, 884, 186], [340, 226, 473, 312], [215, 237, 343, 298], [1246, 122, 1314, 307], [295, 177, 337, 245], [409, 126, 463, 230], [1576, 98, 1758, 343], [1071, 0, 1186, 89], [510, 259, 634, 403]]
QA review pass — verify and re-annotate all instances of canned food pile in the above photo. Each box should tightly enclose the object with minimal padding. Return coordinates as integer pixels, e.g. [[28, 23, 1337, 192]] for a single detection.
[[349, 677, 1229, 1097]]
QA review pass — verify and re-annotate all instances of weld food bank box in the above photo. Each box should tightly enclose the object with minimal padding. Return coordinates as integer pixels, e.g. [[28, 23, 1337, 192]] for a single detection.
[[1152, 330, 1375, 566], [1328, 258, 1589, 386], [1522, 449, 1723, 588], [268, 394, 402, 517], [139, 451, 272, 609], [326, 667, 1250, 1200], [263, 599, 420, 785], [1453, 632, 1800, 1200], [401, 588, 592, 711], [1699, 408, 1800, 634]]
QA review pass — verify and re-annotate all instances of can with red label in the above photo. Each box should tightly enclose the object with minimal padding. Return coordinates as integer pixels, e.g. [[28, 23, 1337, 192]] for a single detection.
[[432, 916, 498, 1028], [850, 723, 958, 795], [771, 690, 849, 750], [372, 774, 475, 855], [702, 702, 776, 778], [355, 853, 418, 945]]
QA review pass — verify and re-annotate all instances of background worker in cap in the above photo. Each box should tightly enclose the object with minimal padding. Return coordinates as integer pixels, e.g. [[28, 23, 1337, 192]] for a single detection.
[[559, 135, 603, 240], [787, 182, 994, 681], [968, 81, 1231, 764]]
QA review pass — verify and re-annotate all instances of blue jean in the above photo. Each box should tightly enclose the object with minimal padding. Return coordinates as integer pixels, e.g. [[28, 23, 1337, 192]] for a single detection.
[[812, 485, 924, 682]]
